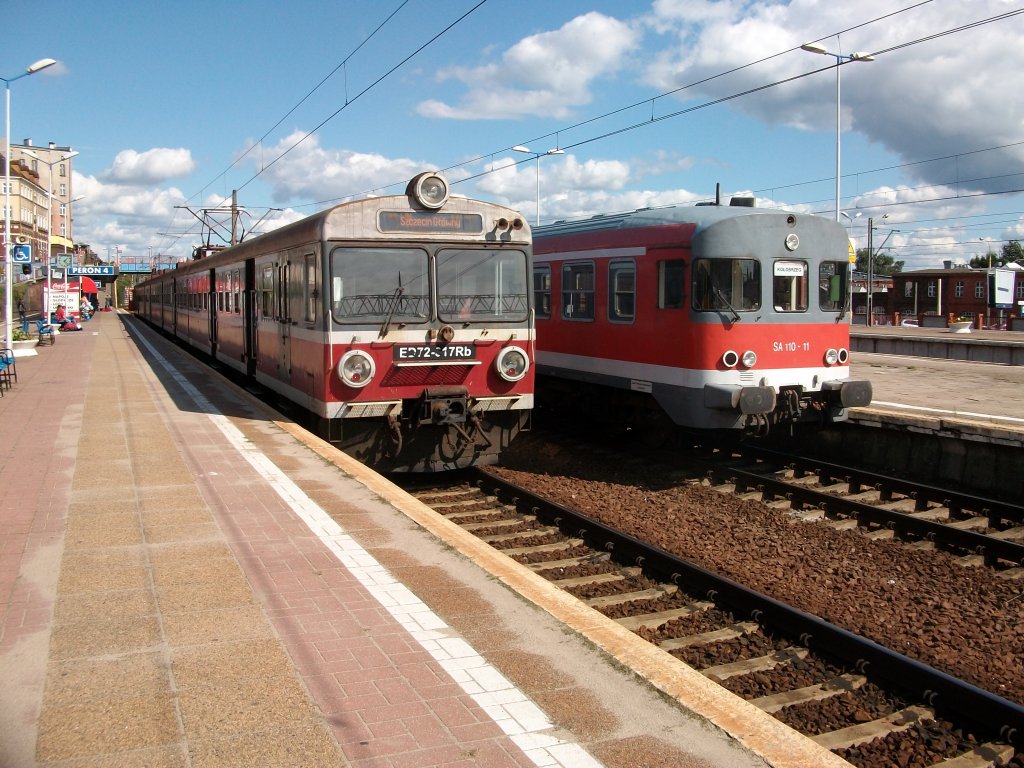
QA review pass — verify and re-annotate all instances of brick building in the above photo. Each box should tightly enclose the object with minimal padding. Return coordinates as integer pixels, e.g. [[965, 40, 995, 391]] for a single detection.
[[887, 262, 1024, 329]]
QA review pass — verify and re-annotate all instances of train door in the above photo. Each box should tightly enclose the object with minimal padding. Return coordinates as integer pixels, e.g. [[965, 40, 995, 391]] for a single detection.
[[208, 267, 217, 355], [172, 277, 178, 336], [244, 259, 257, 377], [277, 261, 291, 380]]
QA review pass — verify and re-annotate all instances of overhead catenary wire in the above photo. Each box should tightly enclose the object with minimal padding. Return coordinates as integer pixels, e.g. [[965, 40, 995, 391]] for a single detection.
[[156, 4, 1024, 258]]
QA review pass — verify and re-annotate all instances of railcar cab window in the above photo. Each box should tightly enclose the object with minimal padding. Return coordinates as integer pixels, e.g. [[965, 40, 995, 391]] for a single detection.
[[533, 265, 551, 319], [608, 260, 635, 322], [330, 247, 428, 324], [562, 261, 595, 320], [691, 258, 760, 313], [773, 260, 808, 312], [818, 261, 848, 312], [658, 260, 685, 309], [437, 248, 529, 323]]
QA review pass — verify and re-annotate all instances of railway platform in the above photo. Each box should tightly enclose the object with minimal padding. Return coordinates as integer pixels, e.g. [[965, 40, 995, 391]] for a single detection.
[[0, 310, 838, 768]]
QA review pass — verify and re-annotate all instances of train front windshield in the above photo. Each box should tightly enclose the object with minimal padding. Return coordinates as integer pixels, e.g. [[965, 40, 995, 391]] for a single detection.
[[330, 246, 529, 324], [436, 248, 529, 323]]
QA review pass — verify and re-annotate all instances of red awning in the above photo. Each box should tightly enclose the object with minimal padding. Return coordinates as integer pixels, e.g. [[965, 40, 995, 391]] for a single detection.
[[80, 276, 98, 293]]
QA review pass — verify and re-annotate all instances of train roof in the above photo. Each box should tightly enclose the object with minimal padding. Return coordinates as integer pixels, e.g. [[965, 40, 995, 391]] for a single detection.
[[535, 201, 839, 239], [139, 185, 530, 284]]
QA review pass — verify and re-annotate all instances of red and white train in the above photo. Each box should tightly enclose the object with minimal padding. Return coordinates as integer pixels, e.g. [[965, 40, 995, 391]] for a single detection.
[[134, 173, 534, 471], [532, 197, 872, 435]]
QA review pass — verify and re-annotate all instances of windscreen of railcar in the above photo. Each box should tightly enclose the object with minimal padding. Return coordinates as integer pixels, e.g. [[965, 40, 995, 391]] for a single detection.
[[331, 248, 429, 323], [818, 260, 848, 312], [437, 248, 529, 323], [692, 258, 761, 312]]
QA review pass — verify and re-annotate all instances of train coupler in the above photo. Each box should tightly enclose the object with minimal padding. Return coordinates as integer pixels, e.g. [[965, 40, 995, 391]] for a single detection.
[[416, 386, 469, 426]]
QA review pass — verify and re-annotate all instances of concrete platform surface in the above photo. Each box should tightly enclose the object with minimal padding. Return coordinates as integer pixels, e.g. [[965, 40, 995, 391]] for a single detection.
[[0, 311, 831, 767]]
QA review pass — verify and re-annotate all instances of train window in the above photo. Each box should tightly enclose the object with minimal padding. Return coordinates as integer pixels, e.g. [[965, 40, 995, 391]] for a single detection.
[[818, 261, 848, 312], [277, 264, 290, 322], [608, 261, 635, 322], [260, 266, 274, 318], [561, 262, 595, 320], [233, 269, 242, 315], [692, 258, 760, 313], [658, 260, 685, 309], [533, 266, 551, 319], [330, 247, 428, 324], [772, 260, 808, 312], [437, 248, 529, 323], [304, 254, 316, 324]]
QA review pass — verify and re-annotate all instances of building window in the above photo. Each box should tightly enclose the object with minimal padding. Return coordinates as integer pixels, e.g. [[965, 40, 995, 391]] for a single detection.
[[975, 281, 985, 299], [904, 282, 914, 298], [954, 281, 964, 298], [927, 281, 937, 298], [59, 163, 67, 177], [59, 183, 66, 196]]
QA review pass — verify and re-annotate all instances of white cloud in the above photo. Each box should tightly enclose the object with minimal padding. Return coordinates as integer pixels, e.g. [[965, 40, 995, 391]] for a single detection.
[[103, 148, 195, 185], [247, 131, 427, 203], [417, 12, 640, 120], [641, 0, 1024, 195]]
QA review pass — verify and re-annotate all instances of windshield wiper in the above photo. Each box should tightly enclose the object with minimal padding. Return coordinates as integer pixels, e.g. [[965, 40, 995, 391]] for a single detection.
[[379, 285, 405, 338], [713, 287, 741, 323]]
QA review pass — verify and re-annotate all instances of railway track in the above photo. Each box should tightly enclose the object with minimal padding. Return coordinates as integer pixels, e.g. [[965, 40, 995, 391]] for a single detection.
[[699, 443, 1024, 576], [398, 466, 1024, 768]]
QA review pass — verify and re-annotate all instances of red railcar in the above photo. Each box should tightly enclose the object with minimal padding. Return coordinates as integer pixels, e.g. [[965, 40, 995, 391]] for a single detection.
[[135, 173, 534, 471], [532, 200, 871, 434]]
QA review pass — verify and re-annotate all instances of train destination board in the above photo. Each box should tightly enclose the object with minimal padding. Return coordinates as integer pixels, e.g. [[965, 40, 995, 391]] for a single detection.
[[378, 211, 483, 234]]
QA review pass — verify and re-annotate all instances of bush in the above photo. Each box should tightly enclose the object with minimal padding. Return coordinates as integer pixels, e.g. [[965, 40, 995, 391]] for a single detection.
[[12, 329, 31, 341]]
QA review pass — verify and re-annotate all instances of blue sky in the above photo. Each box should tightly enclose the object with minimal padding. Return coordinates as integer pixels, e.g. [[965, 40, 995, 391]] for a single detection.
[[5, 0, 1024, 270]]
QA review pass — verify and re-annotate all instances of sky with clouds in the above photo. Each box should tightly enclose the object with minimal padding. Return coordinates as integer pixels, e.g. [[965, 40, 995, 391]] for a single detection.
[[5, 0, 1024, 269]]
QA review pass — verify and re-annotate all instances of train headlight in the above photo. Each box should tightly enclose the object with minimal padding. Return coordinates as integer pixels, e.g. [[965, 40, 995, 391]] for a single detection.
[[824, 348, 839, 365], [338, 350, 376, 388], [722, 350, 739, 368], [407, 172, 449, 209], [837, 348, 849, 364], [741, 350, 757, 368], [495, 345, 529, 382]]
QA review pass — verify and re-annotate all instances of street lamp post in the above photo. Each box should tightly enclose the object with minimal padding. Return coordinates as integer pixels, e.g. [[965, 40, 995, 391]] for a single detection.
[[512, 145, 565, 226], [3, 57, 57, 350], [801, 42, 874, 222]]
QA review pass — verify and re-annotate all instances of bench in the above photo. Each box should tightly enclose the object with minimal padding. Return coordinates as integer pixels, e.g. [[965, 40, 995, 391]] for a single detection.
[[36, 319, 55, 346], [0, 348, 15, 395]]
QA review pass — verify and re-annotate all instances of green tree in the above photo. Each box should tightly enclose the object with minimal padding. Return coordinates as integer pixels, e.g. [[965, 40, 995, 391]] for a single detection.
[[855, 248, 904, 275], [969, 240, 1024, 268]]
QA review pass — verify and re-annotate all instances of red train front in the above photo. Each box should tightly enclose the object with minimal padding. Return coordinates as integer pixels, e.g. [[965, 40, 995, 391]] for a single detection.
[[134, 173, 534, 472], [532, 199, 872, 435]]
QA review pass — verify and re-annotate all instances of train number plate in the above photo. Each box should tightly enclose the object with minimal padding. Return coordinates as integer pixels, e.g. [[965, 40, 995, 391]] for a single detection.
[[394, 344, 476, 361]]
